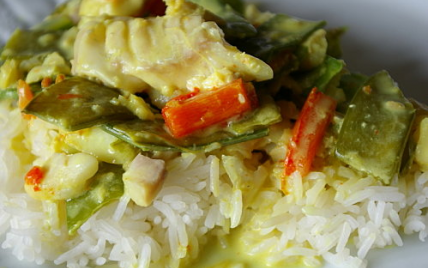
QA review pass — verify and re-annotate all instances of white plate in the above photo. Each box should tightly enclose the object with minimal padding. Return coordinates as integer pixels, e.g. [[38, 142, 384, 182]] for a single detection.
[[1, 1, 428, 268]]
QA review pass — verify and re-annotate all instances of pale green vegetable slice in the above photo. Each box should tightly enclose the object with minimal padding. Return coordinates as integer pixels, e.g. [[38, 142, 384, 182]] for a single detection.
[[66, 163, 124, 235], [335, 71, 415, 184]]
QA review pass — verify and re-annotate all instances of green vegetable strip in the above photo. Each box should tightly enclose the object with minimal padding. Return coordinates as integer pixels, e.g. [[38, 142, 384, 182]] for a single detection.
[[102, 121, 270, 152], [335, 71, 415, 184], [66, 163, 124, 235]]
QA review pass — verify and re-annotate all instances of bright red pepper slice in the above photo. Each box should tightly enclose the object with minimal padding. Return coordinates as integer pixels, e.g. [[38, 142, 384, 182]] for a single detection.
[[282, 88, 337, 192]]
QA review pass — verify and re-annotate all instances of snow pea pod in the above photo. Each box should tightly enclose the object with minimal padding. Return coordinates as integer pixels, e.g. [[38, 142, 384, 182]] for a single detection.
[[66, 163, 124, 235], [335, 71, 415, 184], [188, 0, 256, 39], [235, 14, 325, 62], [102, 120, 269, 152], [24, 77, 136, 131]]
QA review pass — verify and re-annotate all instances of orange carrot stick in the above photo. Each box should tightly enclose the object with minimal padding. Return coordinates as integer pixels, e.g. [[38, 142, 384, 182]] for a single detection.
[[162, 79, 257, 138]]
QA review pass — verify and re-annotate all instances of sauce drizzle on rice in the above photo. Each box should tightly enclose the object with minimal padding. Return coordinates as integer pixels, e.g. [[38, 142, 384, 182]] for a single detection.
[[24, 166, 45, 192]]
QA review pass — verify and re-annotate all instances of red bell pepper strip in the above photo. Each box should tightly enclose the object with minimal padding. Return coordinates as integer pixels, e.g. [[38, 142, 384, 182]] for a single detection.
[[282, 88, 336, 192], [162, 79, 258, 138]]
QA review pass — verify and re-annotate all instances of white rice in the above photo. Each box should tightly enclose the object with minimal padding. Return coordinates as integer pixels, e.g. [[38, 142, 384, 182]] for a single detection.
[[0, 99, 428, 268]]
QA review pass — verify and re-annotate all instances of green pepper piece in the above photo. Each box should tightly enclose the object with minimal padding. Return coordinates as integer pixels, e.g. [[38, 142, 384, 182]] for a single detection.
[[102, 120, 269, 152], [188, 0, 256, 39], [236, 14, 326, 62], [24, 77, 136, 131], [335, 71, 415, 184], [66, 163, 124, 235]]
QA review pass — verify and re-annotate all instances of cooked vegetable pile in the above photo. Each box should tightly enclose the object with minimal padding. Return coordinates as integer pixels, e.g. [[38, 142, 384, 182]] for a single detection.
[[0, 0, 427, 260]]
